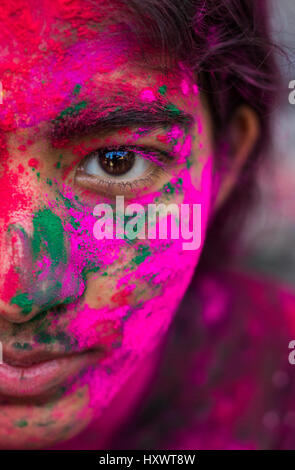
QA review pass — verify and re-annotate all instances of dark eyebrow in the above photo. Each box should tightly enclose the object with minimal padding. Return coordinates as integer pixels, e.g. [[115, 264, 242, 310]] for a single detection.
[[49, 100, 194, 141]]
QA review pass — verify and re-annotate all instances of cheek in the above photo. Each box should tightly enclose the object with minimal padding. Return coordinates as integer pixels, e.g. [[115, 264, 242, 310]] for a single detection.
[[65, 153, 213, 352], [120, 155, 213, 353]]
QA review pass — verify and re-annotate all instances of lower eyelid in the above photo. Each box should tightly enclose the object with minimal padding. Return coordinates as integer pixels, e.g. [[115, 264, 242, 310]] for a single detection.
[[73, 144, 175, 198], [74, 165, 167, 197]]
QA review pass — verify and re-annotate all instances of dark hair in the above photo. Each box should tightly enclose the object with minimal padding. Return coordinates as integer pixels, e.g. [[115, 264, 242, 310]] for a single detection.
[[119, 0, 281, 267]]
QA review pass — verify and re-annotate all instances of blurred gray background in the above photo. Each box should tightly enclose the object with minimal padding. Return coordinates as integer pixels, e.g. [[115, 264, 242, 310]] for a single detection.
[[240, 0, 295, 287]]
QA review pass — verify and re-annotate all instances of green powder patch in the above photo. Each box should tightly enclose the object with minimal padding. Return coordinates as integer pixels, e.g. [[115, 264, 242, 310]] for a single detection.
[[162, 177, 183, 196], [69, 216, 80, 230], [132, 245, 152, 266], [55, 154, 63, 169], [15, 420, 28, 428], [34, 331, 56, 345], [55, 100, 87, 121], [165, 103, 181, 116], [57, 190, 82, 211], [158, 85, 167, 96], [81, 262, 101, 280], [72, 84, 82, 96], [31, 208, 67, 268], [10, 293, 33, 315], [186, 156, 193, 169]]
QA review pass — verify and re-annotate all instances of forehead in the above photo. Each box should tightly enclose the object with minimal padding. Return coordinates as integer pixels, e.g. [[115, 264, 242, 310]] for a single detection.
[[0, 0, 196, 132]]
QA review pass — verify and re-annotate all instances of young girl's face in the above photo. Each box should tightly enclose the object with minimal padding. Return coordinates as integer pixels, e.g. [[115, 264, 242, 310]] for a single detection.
[[0, 0, 215, 448]]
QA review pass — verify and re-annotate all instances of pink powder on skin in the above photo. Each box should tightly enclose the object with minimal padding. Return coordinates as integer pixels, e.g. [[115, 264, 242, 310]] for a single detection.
[[181, 79, 189, 96], [140, 88, 156, 102], [0, 0, 216, 449]]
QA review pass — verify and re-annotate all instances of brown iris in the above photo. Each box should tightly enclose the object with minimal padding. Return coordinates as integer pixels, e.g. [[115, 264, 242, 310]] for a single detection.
[[98, 149, 135, 176]]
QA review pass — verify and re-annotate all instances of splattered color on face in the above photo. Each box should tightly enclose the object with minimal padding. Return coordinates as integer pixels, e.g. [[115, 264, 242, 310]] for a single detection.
[[0, 0, 216, 449]]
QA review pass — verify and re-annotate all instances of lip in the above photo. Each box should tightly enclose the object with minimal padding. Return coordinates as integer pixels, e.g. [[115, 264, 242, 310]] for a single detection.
[[0, 349, 106, 398]]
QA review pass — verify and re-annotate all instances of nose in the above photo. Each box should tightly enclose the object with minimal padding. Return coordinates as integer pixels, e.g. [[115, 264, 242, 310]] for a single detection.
[[0, 210, 84, 323]]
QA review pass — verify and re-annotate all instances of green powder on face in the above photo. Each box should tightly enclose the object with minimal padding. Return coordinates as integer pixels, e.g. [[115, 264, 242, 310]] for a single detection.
[[69, 216, 80, 230], [162, 177, 183, 196], [55, 154, 63, 169], [186, 156, 193, 169], [57, 190, 82, 211], [165, 103, 181, 116], [158, 85, 167, 96], [72, 84, 82, 96], [31, 208, 67, 268], [34, 331, 56, 345], [177, 177, 183, 187], [10, 293, 33, 315], [81, 262, 100, 279], [132, 245, 152, 266], [55, 100, 87, 120], [163, 182, 175, 194], [15, 420, 28, 428]]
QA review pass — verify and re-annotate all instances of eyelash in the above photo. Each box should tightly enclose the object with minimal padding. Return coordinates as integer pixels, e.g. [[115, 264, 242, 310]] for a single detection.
[[75, 145, 173, 197]]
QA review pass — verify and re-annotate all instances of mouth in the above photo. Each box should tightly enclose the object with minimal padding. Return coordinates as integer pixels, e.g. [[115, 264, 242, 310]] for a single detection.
[[0, 348, 106, 398]]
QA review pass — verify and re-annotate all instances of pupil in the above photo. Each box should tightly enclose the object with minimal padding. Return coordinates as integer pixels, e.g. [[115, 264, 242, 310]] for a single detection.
[[99, 149, 135, 176]]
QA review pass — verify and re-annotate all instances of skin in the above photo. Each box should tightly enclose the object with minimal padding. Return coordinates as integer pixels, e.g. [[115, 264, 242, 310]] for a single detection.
[[0, 0, 259, 449]]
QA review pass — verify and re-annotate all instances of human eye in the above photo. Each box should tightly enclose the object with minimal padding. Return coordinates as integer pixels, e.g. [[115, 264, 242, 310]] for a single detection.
[[74, 145, 173, 198]]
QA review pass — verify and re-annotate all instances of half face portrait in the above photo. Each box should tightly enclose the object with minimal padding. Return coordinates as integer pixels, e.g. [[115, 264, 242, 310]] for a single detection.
[[0, 0, 292, 451]]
